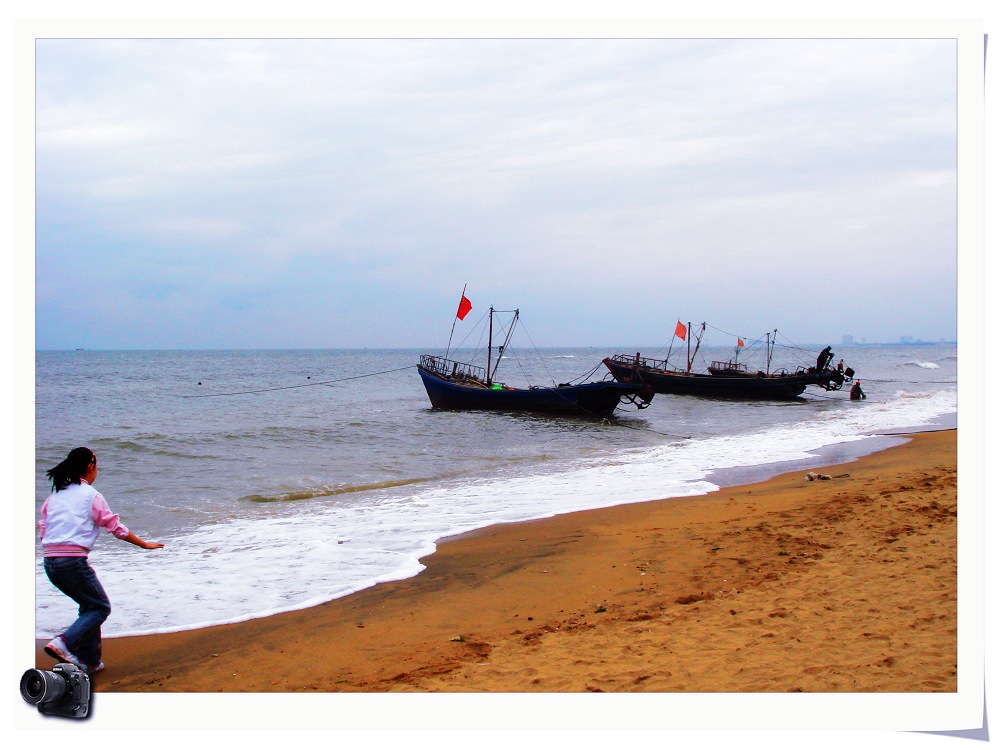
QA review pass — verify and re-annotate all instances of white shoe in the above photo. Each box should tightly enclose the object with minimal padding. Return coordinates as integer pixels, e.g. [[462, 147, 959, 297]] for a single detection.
[[43, 636, 86, 670]]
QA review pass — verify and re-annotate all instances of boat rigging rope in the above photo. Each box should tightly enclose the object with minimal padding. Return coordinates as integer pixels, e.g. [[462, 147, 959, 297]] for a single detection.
[[499, 316, 588, 388], [448, 308, 491, 361], [704, 324, 822, 371], [772, 330, 830, 368], [574, 361, 605, 384], [703, 323, 770, 361], [182, 365, 416, 398], [447, 315, 685, 437], [602, 414, 689, 440], [801, 390, 845, 401], [514, 318, 607, 388], [514, 321, 552, 384]]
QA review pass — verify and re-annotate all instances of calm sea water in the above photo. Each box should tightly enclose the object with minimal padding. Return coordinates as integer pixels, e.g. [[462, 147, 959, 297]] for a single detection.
[[34, 343, 957, 637]]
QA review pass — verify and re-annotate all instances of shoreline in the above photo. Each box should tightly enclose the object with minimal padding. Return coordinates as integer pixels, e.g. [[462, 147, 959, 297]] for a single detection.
[[36, 429, 957, 693]]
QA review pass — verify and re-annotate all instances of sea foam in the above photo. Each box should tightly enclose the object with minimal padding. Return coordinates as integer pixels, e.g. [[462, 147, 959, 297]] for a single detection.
[[34, 386, 956, 638]]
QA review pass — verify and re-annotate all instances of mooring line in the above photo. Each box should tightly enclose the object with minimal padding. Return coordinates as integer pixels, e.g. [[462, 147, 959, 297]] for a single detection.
[[183, 365, 417, 398]]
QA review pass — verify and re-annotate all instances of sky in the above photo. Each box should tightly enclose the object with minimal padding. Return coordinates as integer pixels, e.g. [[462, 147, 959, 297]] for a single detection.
[[32, 32, 965, 350]]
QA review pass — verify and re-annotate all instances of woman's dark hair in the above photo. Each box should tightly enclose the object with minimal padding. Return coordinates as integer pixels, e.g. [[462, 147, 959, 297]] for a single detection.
[[46, 447, 96, 492]]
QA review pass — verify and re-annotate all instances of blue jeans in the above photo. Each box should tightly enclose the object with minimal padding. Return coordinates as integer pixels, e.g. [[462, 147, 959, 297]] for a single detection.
[[43, 557, 111, 667]]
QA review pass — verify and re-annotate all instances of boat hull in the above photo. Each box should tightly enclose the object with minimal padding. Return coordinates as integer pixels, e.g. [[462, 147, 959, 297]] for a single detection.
[[418, 365, 651, 417], [603, 356, 840, 400]]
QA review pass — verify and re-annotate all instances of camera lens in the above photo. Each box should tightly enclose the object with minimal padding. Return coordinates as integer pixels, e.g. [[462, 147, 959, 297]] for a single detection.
[[20, 669, 67, 705], [22, 672, 44, 700]]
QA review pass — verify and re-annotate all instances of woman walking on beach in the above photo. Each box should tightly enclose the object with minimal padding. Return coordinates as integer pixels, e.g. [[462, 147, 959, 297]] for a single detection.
[[38, 447, 163, 673]]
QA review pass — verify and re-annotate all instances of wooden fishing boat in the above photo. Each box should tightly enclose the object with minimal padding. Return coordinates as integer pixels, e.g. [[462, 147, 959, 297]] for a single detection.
[[418, 305, 653, 417], [604, 324, 853, 401]]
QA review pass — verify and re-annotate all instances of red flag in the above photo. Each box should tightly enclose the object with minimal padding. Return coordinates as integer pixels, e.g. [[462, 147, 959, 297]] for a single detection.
[[737, 338, 745, 347], [456, 294, 472, 321], [674, 320, 687, 341]]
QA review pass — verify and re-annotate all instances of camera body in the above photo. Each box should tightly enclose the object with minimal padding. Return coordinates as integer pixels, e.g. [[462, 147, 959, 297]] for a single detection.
[[20, 663, 91, 719]]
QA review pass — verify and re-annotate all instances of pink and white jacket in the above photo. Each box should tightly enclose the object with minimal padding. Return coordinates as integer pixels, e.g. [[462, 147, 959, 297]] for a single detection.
[[39, 480, 130, 557]]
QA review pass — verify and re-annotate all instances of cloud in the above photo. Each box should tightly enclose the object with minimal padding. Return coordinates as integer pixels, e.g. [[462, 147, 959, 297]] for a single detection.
[[33, 36, 959, 349]]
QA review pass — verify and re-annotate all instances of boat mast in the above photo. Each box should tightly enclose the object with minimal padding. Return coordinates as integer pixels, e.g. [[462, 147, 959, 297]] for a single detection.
[[445, 283, 467, 361], [487, 308, 519, 386], [686, 321, 692, 373], [765, 329, 777, 374], [487, 306, 494, 387], [690, 323, 705, 369]]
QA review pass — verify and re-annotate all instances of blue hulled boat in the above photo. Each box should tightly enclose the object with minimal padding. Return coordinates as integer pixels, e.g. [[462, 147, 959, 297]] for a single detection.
[[418, 306, 653, 418]]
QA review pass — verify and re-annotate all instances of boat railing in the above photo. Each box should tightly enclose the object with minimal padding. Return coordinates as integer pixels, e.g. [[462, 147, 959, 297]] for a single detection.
[[420, 354, 488, 383], [607, 352, 674, 372], [710, 360, 748, 373]]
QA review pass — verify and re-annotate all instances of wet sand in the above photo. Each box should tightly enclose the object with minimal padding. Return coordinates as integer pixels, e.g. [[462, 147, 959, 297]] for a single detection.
[[38, 429, 957, 694]]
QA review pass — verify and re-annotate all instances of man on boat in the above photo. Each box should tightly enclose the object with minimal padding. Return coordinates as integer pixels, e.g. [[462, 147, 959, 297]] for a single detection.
[[816, 346, 833, 372], [850, 380, 866, 401]]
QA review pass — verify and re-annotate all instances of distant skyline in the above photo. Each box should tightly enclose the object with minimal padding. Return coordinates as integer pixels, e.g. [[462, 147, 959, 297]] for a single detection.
[[32, 33, 965, 351], [35, 335, 959, 352]]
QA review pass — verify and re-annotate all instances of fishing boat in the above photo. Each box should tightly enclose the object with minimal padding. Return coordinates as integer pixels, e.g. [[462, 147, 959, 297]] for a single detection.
[[418, 305, 654, 417], [603, 323, 853, 401]]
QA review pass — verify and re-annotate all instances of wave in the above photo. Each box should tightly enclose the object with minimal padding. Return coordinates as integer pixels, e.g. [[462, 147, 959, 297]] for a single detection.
[[901, 361, 940, 370], [238, 476, 434, 503], [35, 383, 958, 639], [89, 436, 215, 459]]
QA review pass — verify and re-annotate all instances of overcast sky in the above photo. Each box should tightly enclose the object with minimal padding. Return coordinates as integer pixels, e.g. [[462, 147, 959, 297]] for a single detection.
[[33, 35, 960, 350]]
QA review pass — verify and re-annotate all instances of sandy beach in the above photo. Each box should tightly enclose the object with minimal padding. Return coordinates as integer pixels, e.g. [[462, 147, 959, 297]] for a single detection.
[[37, 429, 957, 694]]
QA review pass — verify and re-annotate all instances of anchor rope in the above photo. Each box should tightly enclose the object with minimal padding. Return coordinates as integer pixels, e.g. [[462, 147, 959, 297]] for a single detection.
[[182, 365, 416, 398]]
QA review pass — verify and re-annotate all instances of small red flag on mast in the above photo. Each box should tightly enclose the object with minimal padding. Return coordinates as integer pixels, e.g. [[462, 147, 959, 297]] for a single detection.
[[737, 338, 745, 347], [456, 294, 472, 320], [674, 320, 687, 341]]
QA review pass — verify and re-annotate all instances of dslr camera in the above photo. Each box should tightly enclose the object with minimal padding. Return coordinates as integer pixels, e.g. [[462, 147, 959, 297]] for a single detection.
[[20, 663, 91, 719]]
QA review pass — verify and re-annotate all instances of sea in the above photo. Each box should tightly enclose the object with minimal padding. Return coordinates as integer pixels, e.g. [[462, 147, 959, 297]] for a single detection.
[[33, 343, 958, 638]]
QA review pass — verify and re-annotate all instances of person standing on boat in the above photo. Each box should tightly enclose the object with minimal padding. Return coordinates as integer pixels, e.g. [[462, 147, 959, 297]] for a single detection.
[[850, 381, 867, 401], [816, 346, 833, 372], [38, 447, 164, 673]]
